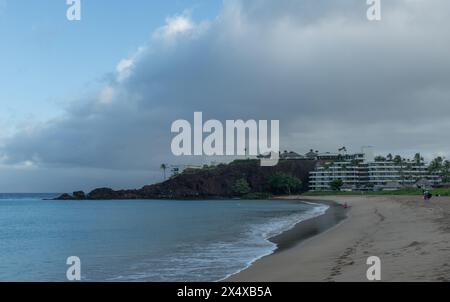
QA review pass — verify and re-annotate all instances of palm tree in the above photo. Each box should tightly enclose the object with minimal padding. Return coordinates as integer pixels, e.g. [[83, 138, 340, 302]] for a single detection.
[[414, 153, 422, 165], [429, 156, 444, 175], [443, 160, 450, 182], [160, 164, 167, 180]]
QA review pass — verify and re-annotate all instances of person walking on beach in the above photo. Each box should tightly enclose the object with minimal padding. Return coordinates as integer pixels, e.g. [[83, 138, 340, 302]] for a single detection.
[[423, 191, 432, 203]]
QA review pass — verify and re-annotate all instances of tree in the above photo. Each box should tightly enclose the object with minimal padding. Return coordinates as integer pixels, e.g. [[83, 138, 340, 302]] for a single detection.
[[268, 173, 302, 195], [350, 159, 360, 166], [387, 153, 393, 161], [442, 161, 450, 183], [160, 164, 167, 180], [429, 156, 444, 174], [414, 153, 423, 165], [393, 155, 402, 164], [330, 179, 344, 191], [232, 178, 251, 196]]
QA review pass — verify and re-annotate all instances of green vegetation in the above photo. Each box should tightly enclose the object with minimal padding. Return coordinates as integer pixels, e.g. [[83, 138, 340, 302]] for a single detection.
[[329, 179, 343, 191], [428, 156, 450, 182], [444, 161, 450, 183], [424, 188, 450, 196], [267, 173, 302, 195], [414, 153, 424, 165], [200, 165, 218, 171], [233, 171, 305, 198], [230, 159, 259, 165], [393, 155, 403, 164], [304, 188, 450, 196], [374, 156, 386, 161], [232, 178, 251, 196]]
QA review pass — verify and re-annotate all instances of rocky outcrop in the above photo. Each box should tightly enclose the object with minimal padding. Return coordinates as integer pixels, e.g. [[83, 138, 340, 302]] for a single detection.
[[73, 191, 86, 200], [57, 193, 76, 200], [55, 159, 320, 200]]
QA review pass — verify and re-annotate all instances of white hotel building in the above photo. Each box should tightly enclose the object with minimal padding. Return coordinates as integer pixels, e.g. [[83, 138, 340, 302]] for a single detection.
[[309, 148, 441, 191]]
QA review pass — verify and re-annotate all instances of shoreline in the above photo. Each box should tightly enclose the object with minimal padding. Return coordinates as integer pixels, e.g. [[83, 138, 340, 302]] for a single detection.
[[227, 195, 450, 282], [268, 199, 348, 252], [221, 198, 348, 281]]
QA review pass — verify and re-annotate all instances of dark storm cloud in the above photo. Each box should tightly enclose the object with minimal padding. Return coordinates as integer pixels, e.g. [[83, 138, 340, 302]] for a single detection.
[[1, 0, 450, 191]]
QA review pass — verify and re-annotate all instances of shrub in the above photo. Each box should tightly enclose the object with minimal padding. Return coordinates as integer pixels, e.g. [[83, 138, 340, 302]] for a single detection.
[[232, 178, 251, 196], [267, 173, 302, 195], [330, 179, 344, 191]]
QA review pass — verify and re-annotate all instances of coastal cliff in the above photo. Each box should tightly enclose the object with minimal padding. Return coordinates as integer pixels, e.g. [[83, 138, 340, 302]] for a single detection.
[[55, 159, 320, 200]]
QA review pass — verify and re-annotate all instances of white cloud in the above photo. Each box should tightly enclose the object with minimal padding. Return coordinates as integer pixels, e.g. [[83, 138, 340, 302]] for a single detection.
[[155, 14, 194, 38], [98, 86, 115, 105], [1, 0, 450, 191], [116, 59, 134, 82]]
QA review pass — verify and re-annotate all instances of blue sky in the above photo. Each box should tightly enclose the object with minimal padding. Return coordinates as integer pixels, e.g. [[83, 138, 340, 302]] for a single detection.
[[0, 0, 221, 132]]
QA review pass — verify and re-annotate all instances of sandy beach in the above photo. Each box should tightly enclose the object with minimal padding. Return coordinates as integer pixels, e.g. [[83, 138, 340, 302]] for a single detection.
[[227, 195, 450, 282]]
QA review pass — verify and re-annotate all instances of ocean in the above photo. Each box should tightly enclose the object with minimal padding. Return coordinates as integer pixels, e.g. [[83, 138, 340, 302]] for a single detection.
[[0, 194, 328, 281]]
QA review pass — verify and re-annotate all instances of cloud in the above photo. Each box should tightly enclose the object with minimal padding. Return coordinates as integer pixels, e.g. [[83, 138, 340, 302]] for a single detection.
[[155, 14, 194, 38], [1, 0, 450, 191], [116, 59, 134, 82]]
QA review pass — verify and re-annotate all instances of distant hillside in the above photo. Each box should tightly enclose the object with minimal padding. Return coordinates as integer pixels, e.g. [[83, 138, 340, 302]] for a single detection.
[[56, 159, 320, 200]]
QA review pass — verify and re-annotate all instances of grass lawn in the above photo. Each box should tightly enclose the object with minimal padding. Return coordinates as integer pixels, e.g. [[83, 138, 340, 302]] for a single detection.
[[303, 188, 450, 196]]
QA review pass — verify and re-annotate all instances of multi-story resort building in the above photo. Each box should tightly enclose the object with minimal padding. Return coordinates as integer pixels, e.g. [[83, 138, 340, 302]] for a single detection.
[[367, 161, 437, 187], [309, 161, 369, 191], [309, 148, 442, 191]]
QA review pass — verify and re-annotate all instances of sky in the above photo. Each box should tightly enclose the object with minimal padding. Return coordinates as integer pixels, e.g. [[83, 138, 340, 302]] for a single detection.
[[0, 0, 450, 192], [0, 0, 221, 132]]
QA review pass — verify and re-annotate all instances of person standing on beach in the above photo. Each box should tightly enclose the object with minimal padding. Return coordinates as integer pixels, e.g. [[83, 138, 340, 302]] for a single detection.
[[423, 191, 432, 203]]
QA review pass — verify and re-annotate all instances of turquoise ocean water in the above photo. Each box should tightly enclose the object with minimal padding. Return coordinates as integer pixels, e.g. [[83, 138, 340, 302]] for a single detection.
[[0, 194, 328, 281]]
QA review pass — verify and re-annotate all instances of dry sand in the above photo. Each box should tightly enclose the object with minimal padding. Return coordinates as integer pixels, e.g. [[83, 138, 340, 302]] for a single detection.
[[227, 195, 450, 282]]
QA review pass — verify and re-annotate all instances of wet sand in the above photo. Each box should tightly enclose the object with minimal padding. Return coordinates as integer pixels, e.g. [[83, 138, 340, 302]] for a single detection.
[[227, 195, 450, 282], [269, 200, 348, 251]]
